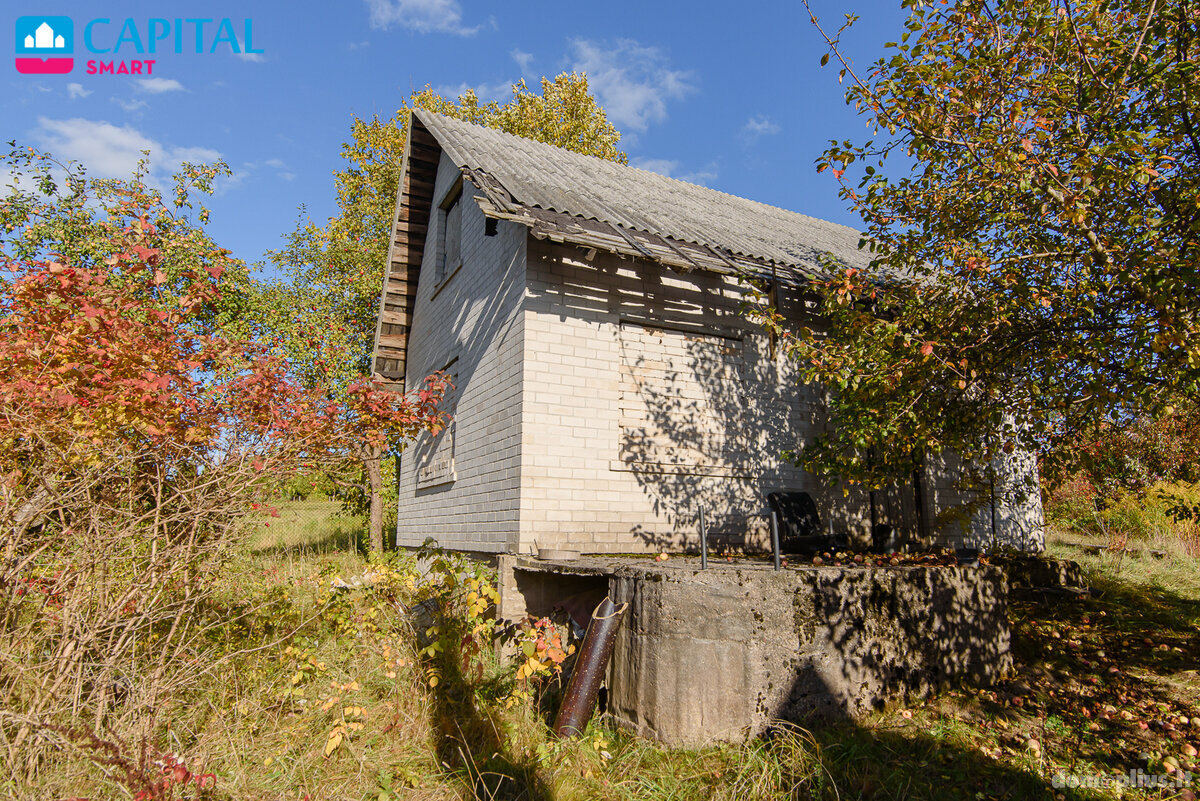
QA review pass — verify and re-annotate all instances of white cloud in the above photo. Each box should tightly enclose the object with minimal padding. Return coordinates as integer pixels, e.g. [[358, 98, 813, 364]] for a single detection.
[[632, 156, 718, 187], [348, 40, 370, 50], [66, 83, 91, 100], [432, 80, 513, 104], [678, 165, 718, 186], [135, 77, 185, 93], [569, 39, 693, 131], [632, 158, 679, 176], [235, 52, 266, 63], [511, 48, 533, 74], [30, 117, 221, 191], [236, 158, 296, 183], [363, 0, 479, 35], [742, 115, 780, 140], [264, 159, 295, 180], [113, 97, 148, 112]]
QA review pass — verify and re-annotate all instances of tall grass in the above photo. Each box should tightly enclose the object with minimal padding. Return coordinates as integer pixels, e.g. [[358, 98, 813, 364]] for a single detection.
[[1046, 478, 1200, 557], [12, 498, 1199, 800], [249, 498, 368, 555]]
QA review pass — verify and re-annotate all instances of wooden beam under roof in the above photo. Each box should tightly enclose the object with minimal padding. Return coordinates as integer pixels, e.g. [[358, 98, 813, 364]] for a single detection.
[[370, 114, 441, 390]]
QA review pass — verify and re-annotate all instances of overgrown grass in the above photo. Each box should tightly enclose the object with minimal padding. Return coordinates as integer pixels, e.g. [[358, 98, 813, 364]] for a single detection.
[[1048, 527, 1200, 601], [1046, 478, 1200, 557], [250, 498, 368, 555], [14, 508, 1199, 801]]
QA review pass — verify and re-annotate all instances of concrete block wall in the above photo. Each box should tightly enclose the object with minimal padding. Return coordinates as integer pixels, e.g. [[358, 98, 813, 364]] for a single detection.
[[395, 153, 527, 553], [602, 561, 1012, 745], [495, 556, 1013, 747]]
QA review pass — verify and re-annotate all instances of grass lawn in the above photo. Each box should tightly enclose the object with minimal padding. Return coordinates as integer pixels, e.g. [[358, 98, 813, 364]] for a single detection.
[[21, 523, 1198, 800], [249, 498, 368, 555]]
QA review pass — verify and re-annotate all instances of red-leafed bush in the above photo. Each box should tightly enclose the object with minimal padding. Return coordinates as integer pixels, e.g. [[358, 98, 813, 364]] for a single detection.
[[0, 159, 447, 789]]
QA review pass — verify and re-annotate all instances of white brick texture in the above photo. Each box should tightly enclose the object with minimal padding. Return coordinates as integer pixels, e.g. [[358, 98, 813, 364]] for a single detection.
[[394, 156, 1043, 553]]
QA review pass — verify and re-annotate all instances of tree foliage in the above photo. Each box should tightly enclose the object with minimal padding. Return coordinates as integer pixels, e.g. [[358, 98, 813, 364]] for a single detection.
[[0, 164, 448, 779], [261, 72, 625, 550], [263, 72, 625, 388], [2, 144, 252, 336], [774, 0, 1200, 488]]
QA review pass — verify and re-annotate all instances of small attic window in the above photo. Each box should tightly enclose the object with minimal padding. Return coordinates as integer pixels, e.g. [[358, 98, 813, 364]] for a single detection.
[[438, 182, 463, 285]]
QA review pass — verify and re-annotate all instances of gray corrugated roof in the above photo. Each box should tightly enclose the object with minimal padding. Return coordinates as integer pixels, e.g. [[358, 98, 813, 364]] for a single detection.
[[414, 108, 871, 278]]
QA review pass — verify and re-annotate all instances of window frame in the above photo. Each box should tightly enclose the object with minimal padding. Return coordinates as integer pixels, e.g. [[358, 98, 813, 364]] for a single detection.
[[435, 178, 464, 290]]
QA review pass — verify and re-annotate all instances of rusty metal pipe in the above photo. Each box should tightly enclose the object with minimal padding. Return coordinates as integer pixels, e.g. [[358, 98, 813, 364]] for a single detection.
[[553, 596, 628, 737]]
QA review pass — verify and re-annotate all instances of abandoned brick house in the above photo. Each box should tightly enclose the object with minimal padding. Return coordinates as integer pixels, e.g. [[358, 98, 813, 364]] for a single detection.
[[370, 109, 1044, 556]]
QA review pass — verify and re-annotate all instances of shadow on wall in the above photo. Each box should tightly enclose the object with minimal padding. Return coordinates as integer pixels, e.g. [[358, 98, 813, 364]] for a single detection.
[[604, 561, 1011, 747], [613, 280, 883, 552], [768, 566, 1074, 799], [778, 566, 1012, 722], [520, 246, 896, 552]]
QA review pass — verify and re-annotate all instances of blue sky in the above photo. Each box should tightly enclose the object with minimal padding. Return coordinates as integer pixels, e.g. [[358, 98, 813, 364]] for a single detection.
[[5, 0, 906, 272]]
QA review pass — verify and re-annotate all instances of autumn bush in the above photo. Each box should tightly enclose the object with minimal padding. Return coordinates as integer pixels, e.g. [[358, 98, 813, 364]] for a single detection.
[[1043, 403, 1200, 555], [0, 155, 448, 795]]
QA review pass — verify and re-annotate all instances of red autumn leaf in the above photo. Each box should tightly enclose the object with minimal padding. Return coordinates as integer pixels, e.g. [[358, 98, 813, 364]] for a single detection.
[[132, 245, 161, 265]]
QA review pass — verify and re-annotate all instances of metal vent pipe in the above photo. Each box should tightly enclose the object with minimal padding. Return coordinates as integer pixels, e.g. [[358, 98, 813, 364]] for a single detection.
[[553, 596, 628, 737]]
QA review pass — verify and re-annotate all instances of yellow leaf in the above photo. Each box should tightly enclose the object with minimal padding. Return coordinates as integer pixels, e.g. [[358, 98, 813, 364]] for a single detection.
[[320, 696, 339, 712], [324, 730, 343, 757]]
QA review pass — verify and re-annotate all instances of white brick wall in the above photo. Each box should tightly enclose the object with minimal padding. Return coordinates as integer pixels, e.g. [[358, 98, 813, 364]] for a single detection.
[[516, 238, 1043, 553], [395, 153, 526, 552], [395, 167, 1043, 554], [517, 239, 880, 554]]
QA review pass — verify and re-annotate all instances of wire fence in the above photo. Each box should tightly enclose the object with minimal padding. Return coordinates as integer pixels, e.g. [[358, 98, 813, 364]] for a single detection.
[[247, 497, 370, 556]]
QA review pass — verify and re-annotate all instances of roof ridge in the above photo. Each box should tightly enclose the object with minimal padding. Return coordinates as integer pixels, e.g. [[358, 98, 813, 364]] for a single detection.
[[413, 107, 864, 238], [410, 107, 872, 275]]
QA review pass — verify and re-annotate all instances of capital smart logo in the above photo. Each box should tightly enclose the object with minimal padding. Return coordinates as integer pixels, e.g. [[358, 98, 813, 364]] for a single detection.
[[15, 16, 74, 74], [14, 15, 263, 76]]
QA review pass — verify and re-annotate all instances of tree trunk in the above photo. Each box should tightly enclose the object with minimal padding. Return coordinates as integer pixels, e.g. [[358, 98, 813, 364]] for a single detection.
[[366, 446, 384, 554]]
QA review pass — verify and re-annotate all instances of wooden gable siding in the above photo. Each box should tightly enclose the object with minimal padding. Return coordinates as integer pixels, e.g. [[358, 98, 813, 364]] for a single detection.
[[371, 118, 442, 390]]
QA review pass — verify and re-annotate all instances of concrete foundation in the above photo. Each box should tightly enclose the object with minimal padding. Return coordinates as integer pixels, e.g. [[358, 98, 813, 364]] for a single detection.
[[498, 555, 1012, 746]]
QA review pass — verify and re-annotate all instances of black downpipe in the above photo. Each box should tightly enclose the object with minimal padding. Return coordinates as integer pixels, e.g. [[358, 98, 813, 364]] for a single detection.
[[553, 597, 628, 737], [769, 507, 782, 571], [913, 453, 930, 545], [699, 506, 708, 570]]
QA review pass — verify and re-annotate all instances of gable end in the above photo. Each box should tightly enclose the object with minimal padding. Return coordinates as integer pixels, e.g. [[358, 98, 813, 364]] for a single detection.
[[371, 116, 442, 390]]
